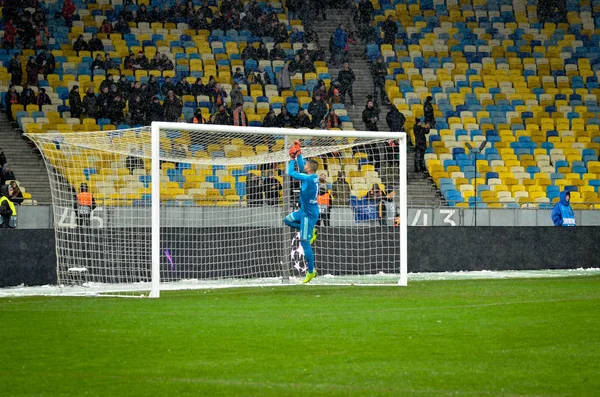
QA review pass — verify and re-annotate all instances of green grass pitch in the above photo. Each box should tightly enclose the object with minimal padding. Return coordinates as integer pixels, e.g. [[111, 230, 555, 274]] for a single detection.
[[1, 276, 599, 396]]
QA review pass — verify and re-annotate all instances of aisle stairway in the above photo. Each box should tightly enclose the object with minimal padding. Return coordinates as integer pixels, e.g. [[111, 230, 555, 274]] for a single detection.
[[0, 114, 52, 204], [310, 9, 443, 206]]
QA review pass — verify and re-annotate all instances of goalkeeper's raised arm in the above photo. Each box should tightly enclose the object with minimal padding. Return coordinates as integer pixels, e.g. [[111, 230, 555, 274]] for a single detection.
[[284, 141, 320, 283]]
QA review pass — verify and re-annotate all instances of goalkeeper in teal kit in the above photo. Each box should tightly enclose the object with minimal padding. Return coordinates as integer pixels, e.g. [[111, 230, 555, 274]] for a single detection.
[[284, 141, 319, 283]]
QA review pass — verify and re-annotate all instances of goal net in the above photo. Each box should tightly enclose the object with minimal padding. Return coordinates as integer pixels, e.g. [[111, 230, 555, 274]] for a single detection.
[[27, 123, 407, 297]]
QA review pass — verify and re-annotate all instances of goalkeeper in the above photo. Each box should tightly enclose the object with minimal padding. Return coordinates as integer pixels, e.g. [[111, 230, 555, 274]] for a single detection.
[[284, 141, 319, 283]]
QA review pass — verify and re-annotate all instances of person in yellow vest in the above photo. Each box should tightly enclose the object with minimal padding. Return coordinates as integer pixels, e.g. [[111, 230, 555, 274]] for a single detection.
[[317, 173, 332, 227], [77, 183, 96, 227], [0, 185, 17, 228]]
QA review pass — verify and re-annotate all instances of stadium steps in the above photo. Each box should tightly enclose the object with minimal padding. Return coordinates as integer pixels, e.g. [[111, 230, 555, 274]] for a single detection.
[[312, 9, 444, 206], [0, 113, 52, 204]]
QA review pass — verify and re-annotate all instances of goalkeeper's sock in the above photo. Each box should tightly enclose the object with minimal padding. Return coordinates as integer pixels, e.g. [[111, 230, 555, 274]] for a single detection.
[[310, 228, 317, 245], [301, 240, 315, 273]]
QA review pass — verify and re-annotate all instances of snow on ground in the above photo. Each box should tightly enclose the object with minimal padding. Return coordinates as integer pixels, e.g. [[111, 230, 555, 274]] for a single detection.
[[1, 268, 599, 298]]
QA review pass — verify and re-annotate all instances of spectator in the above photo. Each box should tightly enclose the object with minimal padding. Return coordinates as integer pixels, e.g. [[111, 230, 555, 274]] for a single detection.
[[337, 62, 356, 107], [210, 83, 228, 112], [289, 27, 305, 44], [132, 51, 149, 70], [91, 54, 105, 73], [256, 43, 269, 60], [312, 80, 329, 101], [298, 54, 315, 74], [371, 57, 388, 104], [274, 23, 289, 44], [332, 24, 348, 66], [114, 15, 131, 34], [161, 76, 175, 97], [76, 183, 96, 227], [324, 110, 341, 129], [1, 164, 16, 185], [230, 83, 244, 108], [317, 174, 331, 226], [294, 108, 312, 128], [6, 85, 21, 122], [367, 183, 395, 226], [423, 96, 435, 127], [174, 76, 192, 97], [4, 19, 16, 50], [262, 109, 278, 127], [100, 19, 114, 35], [382, 16, 398, 45], [8, 53, 22, 87], [276, 106, 294, 128], [362, 99, 379, 131], [35, 23, 50, 49], [386, 105, 405, 132], [120, 4, 135, 22], [146, 75, 161, 97], [61, 0, 76, 26], [241, 43, 257, 62], [330, 86, 344, 106], [67, 85, 83, 119], [73, 35, 89, 54], [186, 78, 203, 98], [8, 181, 24, 205], [232, 102, 248, 126], [308, 93, 328, 128], [277, 62, 292, 93], [552, 191, 576, 226], [413, 119, 430, 173], [129, 95, 146, 125], [110, 95, 125, 124], [104, 54, 118, 71], [82, 87, 97, 119], [136, 4, 151, 23], [246, 173, 263, 207], [36, 49, 55, 79], [270, 43, 286, 61], [288, 54, 301, 74], [95, 86, 112, 120], [146, 96, 164, 124], [263, 170, 281, 205], [253, 65, 271, 91], [233, 67, 246, 85], [125, 149, 145, 174], [0, 150, 6, 170], [0, 186, 17, 228], [36, 87, 51, 110], [117, 75, 130, 98], [150, 5, 163, 22], [210, 104, 232, 125], [163, 90, 183, 122], [330, 171, 351, 206], [20, 84, 37, 107], [26, 57, 39, 87], [191, 106, 206, 124]]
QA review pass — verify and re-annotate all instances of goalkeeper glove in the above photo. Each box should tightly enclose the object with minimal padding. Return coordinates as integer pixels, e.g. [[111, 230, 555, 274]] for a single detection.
[[288, 140, 302, 159]]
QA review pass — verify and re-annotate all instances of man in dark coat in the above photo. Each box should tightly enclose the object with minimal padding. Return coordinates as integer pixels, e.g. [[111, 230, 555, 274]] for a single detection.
[[423, 96, 435, 127], [413, 119, 430, 173]]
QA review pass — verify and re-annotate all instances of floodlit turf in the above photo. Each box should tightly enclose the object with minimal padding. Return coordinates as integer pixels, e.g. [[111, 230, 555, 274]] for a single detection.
[[1, 276, 599, 396]]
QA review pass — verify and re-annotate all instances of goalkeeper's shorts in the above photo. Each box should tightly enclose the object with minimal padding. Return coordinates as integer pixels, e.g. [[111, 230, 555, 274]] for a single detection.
[[288, 209, 318, 242]]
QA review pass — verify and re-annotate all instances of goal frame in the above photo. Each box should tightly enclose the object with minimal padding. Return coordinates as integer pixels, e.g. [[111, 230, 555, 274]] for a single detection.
[[149, 122, 408, 298]]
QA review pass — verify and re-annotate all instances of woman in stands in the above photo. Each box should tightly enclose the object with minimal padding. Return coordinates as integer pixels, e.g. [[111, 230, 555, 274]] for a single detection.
[[8, 181, 24, 206], [26, 57, 39, 87]]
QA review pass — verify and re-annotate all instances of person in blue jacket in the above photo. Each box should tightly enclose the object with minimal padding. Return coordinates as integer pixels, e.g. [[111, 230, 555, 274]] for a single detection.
[[552, 191, 576, 226], [284, 141, 320, 283]]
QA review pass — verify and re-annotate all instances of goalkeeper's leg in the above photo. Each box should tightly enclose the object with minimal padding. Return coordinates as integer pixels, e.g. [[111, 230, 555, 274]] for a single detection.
[[300, 215, 318, 283], [284, 209, 304, 230]]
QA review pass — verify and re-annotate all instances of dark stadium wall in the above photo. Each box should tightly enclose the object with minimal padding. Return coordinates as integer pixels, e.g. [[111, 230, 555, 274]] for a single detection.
[[0, 230, 58, 287], [1, 227, 599, 287]]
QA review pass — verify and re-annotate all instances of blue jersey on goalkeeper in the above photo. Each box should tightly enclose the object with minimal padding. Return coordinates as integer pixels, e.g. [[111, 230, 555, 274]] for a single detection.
[[288, 154, 320, 219]]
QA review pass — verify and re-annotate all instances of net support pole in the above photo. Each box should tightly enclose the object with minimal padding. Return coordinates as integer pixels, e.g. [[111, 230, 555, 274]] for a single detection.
[[398, 134, 408, 286], [150, 122, 161, 298]]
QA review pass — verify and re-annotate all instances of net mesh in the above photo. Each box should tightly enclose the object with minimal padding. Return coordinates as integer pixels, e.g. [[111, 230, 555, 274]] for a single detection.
[[27, 125, 403, 294]]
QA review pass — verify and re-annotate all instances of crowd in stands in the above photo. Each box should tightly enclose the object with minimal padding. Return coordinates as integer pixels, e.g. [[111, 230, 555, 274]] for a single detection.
[[1, 0, 365, 133]]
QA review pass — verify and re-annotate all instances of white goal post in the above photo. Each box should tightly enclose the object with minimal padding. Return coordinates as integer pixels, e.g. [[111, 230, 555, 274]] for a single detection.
[[27, 123, 407, 297]]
